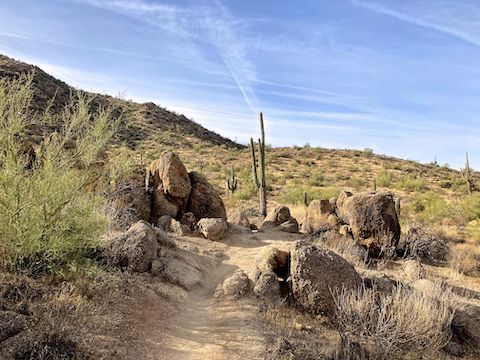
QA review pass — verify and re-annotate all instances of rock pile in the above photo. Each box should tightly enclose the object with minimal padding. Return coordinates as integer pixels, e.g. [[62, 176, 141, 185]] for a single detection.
[[304, 190, 401, 257], [148, 152, 226, 225]]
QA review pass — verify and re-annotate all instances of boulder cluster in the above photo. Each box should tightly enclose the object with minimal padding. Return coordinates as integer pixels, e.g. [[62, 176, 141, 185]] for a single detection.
[[304, 190, 401, 256], [148, 152, 226, 225], [217, 240, 364, 317], [124, 151, 230, 241]]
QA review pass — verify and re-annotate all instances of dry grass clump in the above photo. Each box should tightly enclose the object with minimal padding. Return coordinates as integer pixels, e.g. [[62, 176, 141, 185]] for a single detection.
[[450, 242, 480, 276], [332, 285, 455, 356]]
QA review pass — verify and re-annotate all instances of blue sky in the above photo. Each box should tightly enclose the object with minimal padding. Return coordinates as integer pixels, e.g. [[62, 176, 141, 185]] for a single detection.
[[0, 0, 479, 168]]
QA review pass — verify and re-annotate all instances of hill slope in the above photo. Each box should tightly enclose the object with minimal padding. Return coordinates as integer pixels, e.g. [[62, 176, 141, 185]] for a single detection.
[[0, 54, 242, 150]]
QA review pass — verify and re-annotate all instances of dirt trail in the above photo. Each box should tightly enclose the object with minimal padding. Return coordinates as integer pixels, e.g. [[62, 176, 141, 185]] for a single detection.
[[159, 230, 301, 360]]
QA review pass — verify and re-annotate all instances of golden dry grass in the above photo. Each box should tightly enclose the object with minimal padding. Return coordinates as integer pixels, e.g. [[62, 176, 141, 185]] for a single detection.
[[332, 285, 455, 356]]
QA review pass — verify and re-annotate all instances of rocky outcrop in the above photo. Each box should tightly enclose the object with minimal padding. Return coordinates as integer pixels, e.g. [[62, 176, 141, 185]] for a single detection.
[[198, 218, 228, 240], [336, 191, 400, 256], [290, 241, 362, 315], [187, 172, 227, 221], [103, 221, 159, 272], [145, 153, 226, 229]]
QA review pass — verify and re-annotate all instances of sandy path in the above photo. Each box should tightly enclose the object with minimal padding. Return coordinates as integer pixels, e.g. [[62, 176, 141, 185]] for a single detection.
[[160, 230, 300, 360]]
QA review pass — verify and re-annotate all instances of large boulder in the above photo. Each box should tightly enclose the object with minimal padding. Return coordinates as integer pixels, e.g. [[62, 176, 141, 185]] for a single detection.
[[103, 221, 159, 272], [261, 205, 291, 229], [149, 152, 191, 198], [304, 199, 335, 233], [215, 271, 251, 299], [151, 183, 180, 220], [148, 152, 191, 223], [157, 248, 204, 290], [253, 271, 281, 300], [451, 306, 480, 347], [198, 218, 228, 240], [336, 191, 400, 255], [290, 241, 362, 315], [187, 172, 227, 220]]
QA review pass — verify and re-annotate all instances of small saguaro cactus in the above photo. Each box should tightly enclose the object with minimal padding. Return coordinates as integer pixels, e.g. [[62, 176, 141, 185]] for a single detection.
[[373, 178, 377, 192], [395, 198, 401, 218], [462, 152, 474, 195], [226, 167, 238, 195], [303, 191, 309, 207], [250, 112, 267, 217]]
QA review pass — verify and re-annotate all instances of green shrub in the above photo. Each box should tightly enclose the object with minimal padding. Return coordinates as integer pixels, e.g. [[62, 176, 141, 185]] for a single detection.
[[279, 186, 340, 205], [307, 171, 325, 186], [0, 76, 116, 274], [457, 193, 480, 221], [411, 192, 450, 223], [376, 170, 395, 187], [348, 176, 367, 188], [466, 220, 480, 242], [233, 181, 257, 201], [397, 176, 427, 192]]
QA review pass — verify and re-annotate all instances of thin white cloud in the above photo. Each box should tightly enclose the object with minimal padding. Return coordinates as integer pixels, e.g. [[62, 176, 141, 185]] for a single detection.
[[351, 0, 480, 48], [77, 0, 260, 114]]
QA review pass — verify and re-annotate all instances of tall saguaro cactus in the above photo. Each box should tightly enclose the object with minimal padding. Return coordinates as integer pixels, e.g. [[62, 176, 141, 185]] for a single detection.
[[463, 152, 474, 195], [250, 113, 267, 217]]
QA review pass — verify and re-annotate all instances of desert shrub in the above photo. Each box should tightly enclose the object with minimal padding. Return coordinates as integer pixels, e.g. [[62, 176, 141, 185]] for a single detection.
[[0, 76, 116, 274], [233, 180, 257, 201], [411, 192, 450, 223], [333, 285, 454, 354], [307, 171, 325, 186], [457, 193, 480, 221], [397, 176, 426, 192], [467, 220, 480, 243], [450, 242, 480, 275], [279, 186, 340, 205], [375, 170, 395, 188], [348, 176, 366, 188]]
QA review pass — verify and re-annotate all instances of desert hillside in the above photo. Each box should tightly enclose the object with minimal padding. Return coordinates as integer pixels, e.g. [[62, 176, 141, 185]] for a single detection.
[[1, 55, 479, 238]]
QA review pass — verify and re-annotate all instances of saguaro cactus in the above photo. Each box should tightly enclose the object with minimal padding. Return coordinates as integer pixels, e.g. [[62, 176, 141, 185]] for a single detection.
[[250, 112, 267, 217], [395, 198, 401, 218], [463, 152, 474, 195], [226, 167, 238, 195]]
